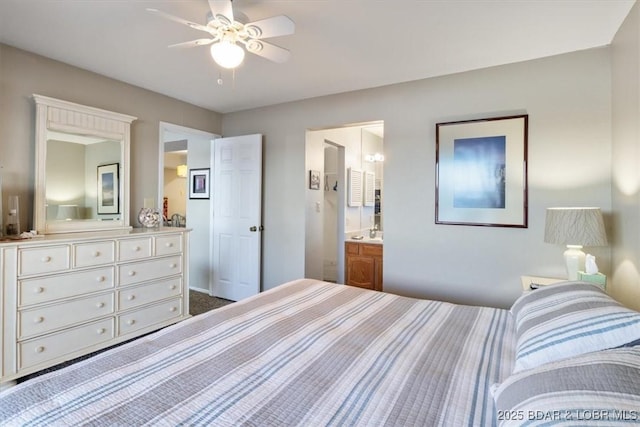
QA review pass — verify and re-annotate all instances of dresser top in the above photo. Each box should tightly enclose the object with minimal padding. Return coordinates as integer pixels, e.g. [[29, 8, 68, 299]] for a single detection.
[[0, 227, 190, 247]]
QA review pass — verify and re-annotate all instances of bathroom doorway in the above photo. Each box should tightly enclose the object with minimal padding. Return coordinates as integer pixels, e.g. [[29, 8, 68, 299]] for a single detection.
[[304, 121, 383, 284]]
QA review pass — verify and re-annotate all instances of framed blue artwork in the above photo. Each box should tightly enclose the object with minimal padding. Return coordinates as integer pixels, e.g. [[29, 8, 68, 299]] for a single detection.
[[436, 115, 528, 227]]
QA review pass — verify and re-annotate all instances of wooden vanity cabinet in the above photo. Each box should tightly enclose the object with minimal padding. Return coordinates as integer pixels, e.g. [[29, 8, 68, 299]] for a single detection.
[[345, 242, 383, 291]]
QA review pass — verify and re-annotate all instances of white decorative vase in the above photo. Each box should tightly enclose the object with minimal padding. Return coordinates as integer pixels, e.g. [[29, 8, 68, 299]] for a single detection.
[[138, 208, 160, 228]]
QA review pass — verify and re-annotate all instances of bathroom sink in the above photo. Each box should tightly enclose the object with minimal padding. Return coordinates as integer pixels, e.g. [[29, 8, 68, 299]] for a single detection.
[[350, 235, 383, 244]]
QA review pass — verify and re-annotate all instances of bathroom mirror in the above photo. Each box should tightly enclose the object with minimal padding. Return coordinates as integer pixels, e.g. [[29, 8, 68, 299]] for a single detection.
[[361, 125, 384, 231], [33, 94, 136, 234]]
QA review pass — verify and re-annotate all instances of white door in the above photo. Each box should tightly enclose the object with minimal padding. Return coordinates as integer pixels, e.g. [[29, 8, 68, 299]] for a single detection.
[[212, 134, 263, 301]]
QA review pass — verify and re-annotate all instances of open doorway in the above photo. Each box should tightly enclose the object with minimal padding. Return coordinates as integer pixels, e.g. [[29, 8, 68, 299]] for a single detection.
[[163, 138, 188, 226], [158, 122, 219, 295], [304, 121, 383, 284]]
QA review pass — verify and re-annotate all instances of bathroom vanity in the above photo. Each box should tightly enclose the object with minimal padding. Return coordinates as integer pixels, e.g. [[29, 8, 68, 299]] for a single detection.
[[345, 240, 383, 291]]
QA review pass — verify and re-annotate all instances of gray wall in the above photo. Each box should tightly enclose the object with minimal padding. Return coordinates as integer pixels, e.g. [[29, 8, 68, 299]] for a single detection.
[[2, 40, 631, 310], [612, 1, 640, 310], [0, 43, 222, 231], [223, 48, 613, 309]]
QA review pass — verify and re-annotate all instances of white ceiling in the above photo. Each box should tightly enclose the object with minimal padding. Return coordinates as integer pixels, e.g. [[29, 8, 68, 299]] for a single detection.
[[0, 1, 634, 114]]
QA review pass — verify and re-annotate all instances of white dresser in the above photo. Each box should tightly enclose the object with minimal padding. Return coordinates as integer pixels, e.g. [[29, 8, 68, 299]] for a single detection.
[[0, 228, 190, 387]]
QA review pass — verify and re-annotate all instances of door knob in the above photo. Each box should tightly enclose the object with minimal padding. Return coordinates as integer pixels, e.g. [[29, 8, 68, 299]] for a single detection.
[[250, 226, 257, 232]]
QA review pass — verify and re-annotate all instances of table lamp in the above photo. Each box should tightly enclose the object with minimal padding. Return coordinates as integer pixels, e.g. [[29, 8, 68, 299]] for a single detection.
[[56, 204, 79, 221], [544, 207, 607, 280]]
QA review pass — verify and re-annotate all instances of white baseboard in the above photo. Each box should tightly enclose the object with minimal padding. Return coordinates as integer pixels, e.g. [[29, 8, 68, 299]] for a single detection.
[[189, 286, 210, 294]]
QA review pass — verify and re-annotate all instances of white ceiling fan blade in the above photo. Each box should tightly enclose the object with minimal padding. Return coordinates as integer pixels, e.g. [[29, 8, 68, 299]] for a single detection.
[[244, 15, 295, 39], [147, 8, 211, 33], [208, 0, 234, 25], [168, 38, 217, 48], [244, 40, 291, 63]]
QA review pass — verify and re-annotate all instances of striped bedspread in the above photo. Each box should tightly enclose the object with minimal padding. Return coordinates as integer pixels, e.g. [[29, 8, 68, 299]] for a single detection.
[[0, 279, 515, 426]]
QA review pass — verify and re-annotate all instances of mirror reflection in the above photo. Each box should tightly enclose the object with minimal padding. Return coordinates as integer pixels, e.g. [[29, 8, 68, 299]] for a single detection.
[[361, 125, 384, 232], [45, 130, 121, 222]]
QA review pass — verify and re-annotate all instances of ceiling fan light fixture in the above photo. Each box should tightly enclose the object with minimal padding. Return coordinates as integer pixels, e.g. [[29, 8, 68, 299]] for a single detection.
[[210, 40, 245, 69]]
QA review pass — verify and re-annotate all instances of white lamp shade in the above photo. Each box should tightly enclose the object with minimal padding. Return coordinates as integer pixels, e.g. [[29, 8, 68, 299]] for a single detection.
[[544, 207, 607, 246], [544, 207, 607, 280], [210, 41, 245, 69], [56, 204, 79, 220], [176, 164, 187, 178]]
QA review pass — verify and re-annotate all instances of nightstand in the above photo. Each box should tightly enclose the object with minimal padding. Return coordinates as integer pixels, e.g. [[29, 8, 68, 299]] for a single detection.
[[520, 275, 566, 292]]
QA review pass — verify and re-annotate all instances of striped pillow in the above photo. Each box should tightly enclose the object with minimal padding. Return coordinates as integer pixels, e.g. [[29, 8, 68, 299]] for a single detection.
[[493, 347, 640, 426], [510, 282, 640, 372]]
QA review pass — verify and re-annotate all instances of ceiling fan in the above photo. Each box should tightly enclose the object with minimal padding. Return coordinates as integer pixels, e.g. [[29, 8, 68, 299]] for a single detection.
[[148, 0, 295, 69]]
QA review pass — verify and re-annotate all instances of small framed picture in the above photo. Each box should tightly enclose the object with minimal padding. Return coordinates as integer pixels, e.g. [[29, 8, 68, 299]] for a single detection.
[[309, 170, 320, 190], [189, 168, 210, 199], [97, 163, 119, 214]]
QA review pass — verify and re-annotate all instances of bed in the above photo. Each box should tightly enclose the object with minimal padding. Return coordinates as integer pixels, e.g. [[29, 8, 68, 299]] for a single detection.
[[2, 279, 640, 426]]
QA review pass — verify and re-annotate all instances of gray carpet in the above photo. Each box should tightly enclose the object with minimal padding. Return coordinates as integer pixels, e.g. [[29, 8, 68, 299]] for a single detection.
[[189, 290, 234, 315]]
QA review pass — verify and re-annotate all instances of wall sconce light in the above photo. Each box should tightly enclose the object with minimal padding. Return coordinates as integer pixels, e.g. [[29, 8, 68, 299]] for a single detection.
[[365, 153, 385, 162], [544, 207, 607, 280], [176, 164, 188, 178]]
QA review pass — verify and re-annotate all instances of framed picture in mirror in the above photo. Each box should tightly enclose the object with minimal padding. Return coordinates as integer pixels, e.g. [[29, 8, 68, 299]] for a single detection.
[[97, 163, 120, 214]]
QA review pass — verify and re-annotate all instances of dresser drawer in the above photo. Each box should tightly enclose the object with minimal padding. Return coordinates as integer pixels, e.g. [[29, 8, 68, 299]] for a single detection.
[[155, 234, 182, 256], [119, 278, 182, 311], [19, 292, 114, 339], [118, 255, 182, 286], [18, 245, 70, 276], [118, 237, 152, 261], [19, 318, 114, 370], [118, 298, 182, 335], [19, 267, 114, 306], [74, 241, 115, 267]]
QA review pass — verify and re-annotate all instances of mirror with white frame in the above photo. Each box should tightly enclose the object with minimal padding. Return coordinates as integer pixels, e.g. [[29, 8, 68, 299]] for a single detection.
[[33, 94, 136, 234]]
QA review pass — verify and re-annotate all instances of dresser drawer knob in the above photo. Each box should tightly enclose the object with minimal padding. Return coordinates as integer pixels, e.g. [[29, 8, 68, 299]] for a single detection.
[[35, 346, 45, 353], [169, 263, 177, 269], [34, 286, 45, 294], [127, 295, 135, 301], [133, 246, 141, 252], [96, 302, 105, 308], [97, 328, 106, 334], [166, 242, 174, 248], [170, 306, 177, 312], [96, 276, 105, 282], [92, 251, 101, 257], [170, 285, 177, 290], [34, 316, 44, 323], [41, 256, 51, 263], [128, 271, 136, 277], [127, 319, 135, 326]]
